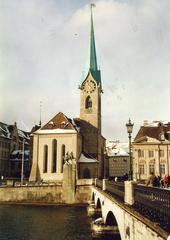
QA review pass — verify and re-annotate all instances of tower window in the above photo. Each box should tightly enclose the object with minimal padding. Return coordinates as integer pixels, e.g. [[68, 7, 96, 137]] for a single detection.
[[85, 96, 92, 109]]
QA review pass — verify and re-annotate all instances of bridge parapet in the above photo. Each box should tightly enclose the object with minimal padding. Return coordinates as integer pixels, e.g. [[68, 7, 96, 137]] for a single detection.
[[96, 179, 102, 189], [133, 184, 170, 232], [92, 186, 169, 240], [93, 179, 170, 234]]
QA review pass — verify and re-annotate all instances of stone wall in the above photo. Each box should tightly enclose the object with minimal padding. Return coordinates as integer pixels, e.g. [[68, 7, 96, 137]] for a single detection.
[[0, 185, 63, 203], [75, 179, 92, 203], [0, 181, 92, 204]]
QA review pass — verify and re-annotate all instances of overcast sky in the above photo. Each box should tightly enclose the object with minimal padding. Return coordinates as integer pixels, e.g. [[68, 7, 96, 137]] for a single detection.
[[1, 0, 170, 141]]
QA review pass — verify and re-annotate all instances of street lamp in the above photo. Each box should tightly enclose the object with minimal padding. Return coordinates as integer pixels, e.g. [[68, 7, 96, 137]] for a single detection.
[[126, 119, 134, 180]]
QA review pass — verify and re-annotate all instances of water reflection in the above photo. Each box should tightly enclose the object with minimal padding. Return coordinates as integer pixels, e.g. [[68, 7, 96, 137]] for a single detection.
[[0, 205, 120, 240]]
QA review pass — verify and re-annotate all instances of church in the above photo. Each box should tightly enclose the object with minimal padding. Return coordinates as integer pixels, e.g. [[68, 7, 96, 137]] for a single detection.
[[29, 7, 105, 182]]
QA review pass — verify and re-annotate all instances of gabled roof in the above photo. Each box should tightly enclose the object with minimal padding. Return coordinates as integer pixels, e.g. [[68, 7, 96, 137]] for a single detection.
[[36, 112, 77, 134], [0, 122, 30, 142], [41, 112, 75, 130], [134, 124, 170, 143], [0, 122, 11, 138]]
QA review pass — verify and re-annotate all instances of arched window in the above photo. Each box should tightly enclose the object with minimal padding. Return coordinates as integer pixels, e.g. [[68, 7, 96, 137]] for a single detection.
[[43, 145, 48, 173], [85, 96, 92, 109], [52, 139, 57, 173], [83, 168, 91, 179], [61, 144, 65, 173]]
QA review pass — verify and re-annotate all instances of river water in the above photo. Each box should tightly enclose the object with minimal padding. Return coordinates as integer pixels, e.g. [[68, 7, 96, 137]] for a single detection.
[[0, 205, 119, 240]]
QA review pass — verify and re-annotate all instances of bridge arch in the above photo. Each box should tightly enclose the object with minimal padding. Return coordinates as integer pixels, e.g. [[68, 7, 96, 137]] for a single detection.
[[105, 211, 117, 226], [92, 186, 166, 240], [92, 192, 95, 202], [92, 188, 124, 239], [96, 198, 102, 210]]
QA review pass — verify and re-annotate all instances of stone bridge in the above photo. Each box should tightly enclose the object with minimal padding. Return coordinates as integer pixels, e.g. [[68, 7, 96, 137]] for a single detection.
[[91, 180, 169, 240]]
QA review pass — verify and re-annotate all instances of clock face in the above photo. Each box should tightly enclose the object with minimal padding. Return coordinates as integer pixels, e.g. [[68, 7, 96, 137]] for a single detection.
[[82, 80, 96, 93]]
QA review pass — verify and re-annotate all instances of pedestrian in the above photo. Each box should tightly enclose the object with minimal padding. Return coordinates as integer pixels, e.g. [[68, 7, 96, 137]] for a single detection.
[[168, 175, 170, 188], [146, 172, 158, 187], [160, 178, 164, 188], [163, 174, 169, 188]]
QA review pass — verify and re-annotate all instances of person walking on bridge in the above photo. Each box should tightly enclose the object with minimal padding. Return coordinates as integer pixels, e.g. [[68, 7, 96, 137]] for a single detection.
[[146, 172, 159, 187]]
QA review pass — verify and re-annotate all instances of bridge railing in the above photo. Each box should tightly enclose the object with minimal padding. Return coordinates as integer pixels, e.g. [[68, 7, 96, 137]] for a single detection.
[[96, 179, 102, 189], [134, 184, 170, 229], [105, 180, 125, 202]]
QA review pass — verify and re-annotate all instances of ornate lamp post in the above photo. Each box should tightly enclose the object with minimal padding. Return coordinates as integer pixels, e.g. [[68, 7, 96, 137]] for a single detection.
[[126, 119, 134, 180]]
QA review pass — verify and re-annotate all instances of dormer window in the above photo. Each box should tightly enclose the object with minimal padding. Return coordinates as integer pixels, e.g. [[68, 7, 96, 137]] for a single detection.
[[85, 96, 92, 109]]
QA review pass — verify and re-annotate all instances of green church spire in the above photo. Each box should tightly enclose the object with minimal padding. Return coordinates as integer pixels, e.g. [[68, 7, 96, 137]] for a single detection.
[[88, 4, 101, 86], [81, 4, 101, 87], [89, 3, 98, 72]]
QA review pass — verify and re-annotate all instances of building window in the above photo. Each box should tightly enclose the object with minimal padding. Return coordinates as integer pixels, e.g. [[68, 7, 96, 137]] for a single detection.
[[52, 140, 57, 173], [159, 150, 164, 157], [148, 150, 154, 158], [160, 164, 165, 175], [43, 145, 48, 173], [138, 149, 144, 158], [149, 164, 155, 174], [61, 144, 65, 173], [85, 96, 92, 109], [139, 164, 145, 174]]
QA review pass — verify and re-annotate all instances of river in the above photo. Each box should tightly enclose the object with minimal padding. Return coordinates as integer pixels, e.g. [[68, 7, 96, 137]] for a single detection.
[[0, 205, 120, 240]]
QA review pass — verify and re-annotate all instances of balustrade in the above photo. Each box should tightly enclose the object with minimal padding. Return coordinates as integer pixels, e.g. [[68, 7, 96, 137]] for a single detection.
[[94, 179, 170, 232], [105, 180, 125, 201], [133, 185, 170, 230], [96, 179, 102, 189]]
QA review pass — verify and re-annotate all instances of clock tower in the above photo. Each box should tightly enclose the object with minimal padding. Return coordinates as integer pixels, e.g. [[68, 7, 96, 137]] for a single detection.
[[77, 4, 105, 178], [80, 5, 102, 133]]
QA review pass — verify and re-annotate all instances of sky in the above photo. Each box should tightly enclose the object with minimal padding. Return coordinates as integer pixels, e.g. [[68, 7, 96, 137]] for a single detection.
[[1, 0, 170, 141]]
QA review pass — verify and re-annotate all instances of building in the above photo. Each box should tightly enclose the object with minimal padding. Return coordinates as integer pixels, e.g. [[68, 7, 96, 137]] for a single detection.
[[106, 140, 129, 179], [133, 121, 170, 181], [29, 7, 105, 182], [0, 122, 11, 176], [0, 122, 30, 177]]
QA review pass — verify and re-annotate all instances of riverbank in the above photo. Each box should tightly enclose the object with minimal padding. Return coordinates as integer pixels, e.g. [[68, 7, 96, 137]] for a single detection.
[[0, 180, 92, 204]]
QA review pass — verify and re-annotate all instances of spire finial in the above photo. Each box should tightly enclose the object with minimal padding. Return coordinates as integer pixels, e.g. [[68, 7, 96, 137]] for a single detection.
[[90, 3, 96, 11], [39, 101, 42, 127]]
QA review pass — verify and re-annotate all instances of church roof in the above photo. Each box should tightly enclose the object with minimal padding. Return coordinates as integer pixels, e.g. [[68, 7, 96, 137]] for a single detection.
[[74, 118, 105, 140], [36, 112, 77, 134]]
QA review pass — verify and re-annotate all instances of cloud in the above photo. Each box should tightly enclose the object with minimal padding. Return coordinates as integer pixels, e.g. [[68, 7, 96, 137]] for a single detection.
[[1, 0, 170, 141]]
